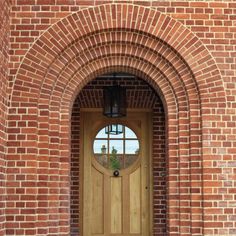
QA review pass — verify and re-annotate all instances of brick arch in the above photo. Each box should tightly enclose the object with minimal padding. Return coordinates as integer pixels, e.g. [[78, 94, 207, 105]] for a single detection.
[[50, 45, 189, 111], [45, 35, 192, 106], [41, 39, 199, 236], [7, 3, 226, 236], [11, 4, 225, 104]]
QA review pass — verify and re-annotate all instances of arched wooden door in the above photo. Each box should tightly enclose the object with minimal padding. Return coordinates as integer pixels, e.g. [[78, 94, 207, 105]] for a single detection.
[[80, 110, 152, 236]]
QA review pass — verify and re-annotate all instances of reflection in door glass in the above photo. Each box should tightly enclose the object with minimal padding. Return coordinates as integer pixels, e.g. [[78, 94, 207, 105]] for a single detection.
[[109, 140, 124, 154], [93, 124, 140, 170], [125, 140, 139, 154], [95, 128, 108, 139], [125, 127, 137, 139], [109, 131, 123, 139], [93, 140, 108, 154]]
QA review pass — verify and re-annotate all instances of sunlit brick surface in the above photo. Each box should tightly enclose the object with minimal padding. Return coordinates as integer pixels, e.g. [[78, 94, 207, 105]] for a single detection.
[[0, 1, 235, 235], [0, 0, 9, 235]]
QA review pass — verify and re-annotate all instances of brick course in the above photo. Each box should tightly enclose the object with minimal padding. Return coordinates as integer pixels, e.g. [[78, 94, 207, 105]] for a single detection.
[[0, 1, 235, 235], [0, 0, 9, 235]]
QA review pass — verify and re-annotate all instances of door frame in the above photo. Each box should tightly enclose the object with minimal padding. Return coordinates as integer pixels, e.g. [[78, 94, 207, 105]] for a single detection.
[[79, 108, 153, 235]]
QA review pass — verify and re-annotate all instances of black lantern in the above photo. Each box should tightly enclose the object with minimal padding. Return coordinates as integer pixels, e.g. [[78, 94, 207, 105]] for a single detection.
[[105, 124, 123, 135], [103, 82, 126, 118]]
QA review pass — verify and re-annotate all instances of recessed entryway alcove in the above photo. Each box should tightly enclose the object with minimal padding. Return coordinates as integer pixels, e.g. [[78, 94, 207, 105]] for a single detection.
[[70, 73, 166, 235]]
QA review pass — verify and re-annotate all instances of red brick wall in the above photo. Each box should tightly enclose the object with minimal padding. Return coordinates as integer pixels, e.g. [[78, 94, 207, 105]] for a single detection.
[[152, 104, 166, 235], [70, 75, 166, 235], [0, 0, 9, 235], [4, 1, 236, 235], [70, 100, 80, 236]]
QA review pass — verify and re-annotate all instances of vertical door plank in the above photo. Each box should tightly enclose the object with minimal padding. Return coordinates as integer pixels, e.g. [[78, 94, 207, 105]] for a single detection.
[[82, 113, 92, 236], [123, 174, 130, 234], [91, 167, 104, 234], [130, 167, 141, 234], [111, 177, 122, 234]]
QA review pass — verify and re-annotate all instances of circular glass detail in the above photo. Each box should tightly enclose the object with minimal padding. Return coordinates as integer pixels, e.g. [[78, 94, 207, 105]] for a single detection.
[[93, 125, 140, 170]]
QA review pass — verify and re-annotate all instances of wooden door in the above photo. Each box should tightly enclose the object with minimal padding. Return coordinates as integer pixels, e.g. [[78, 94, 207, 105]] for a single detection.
[[81, 110, 152, 236]]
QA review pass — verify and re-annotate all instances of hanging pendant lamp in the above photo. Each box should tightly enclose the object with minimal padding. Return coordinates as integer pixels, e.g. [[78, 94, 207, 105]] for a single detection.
[[103, 80, 126, 118]]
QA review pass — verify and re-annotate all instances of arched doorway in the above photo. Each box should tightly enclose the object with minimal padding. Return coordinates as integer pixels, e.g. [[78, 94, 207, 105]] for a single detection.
[[70, 73, 166, 235], [7, 3, 226, 236]]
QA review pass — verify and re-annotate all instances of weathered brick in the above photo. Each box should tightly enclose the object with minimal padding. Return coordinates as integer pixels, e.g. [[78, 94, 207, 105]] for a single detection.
[[1, 1, 235, 235]]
